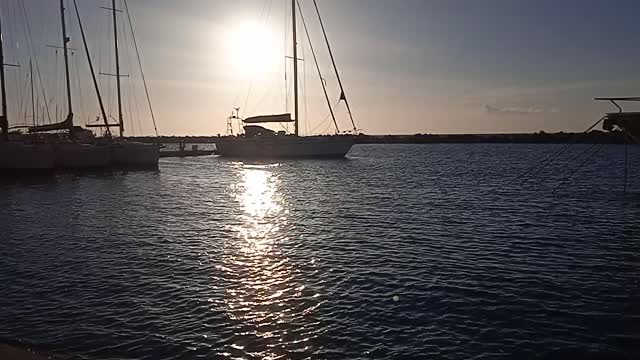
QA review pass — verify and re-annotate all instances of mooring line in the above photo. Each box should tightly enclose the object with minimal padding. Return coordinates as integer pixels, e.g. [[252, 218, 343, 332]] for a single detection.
[[508, 116, 605, 186], [552, 143, 605, 194]]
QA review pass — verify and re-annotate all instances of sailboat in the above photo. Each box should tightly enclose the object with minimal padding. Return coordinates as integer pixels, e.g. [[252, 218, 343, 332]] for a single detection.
[[596, 97, 640, 144], [27, 0, 111, 170], [28, 0, 158, 170], [0, 5, 55, 173], [82, 0, 159, 169], [215, 0, 358, 159]]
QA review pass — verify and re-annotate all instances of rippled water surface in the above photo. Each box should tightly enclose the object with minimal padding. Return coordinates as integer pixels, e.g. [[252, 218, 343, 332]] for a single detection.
[[1, 144, 640, 359]]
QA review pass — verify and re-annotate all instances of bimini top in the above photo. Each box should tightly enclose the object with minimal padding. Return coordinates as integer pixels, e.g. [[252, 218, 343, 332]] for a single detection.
[[243, 113, 293, 124]]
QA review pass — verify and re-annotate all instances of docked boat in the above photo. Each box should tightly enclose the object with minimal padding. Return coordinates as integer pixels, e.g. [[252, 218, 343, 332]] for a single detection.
[[81, 0, 159, 169], [26, 1, 112, 170], [595, 97, 640, 143], [110, 140, 160, 169], [216, 0, 358, 159], [26, 0, 159, 170], [0, 8, 55, 174], [0, 141, 55, 174]]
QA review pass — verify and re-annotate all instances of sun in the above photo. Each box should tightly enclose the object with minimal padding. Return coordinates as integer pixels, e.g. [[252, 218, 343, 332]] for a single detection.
[[224, 21, 280, 78]]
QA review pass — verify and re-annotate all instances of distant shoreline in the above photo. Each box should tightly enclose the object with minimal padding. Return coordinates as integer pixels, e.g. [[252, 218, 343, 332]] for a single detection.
[[128, 130, 626, 144]]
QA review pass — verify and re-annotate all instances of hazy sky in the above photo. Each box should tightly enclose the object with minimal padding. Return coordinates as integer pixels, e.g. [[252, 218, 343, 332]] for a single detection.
[[3, 0, 640, 135]]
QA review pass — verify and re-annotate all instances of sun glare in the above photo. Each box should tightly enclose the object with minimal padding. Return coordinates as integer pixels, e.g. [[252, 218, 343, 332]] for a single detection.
[[224, 21, 279, 78]]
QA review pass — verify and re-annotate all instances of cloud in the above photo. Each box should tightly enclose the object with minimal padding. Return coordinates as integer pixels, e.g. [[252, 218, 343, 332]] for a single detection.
[[484, 104, 558, 115]]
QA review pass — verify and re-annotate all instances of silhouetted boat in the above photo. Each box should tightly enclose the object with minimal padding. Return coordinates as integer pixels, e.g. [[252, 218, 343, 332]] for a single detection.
[[0, 7, 54, 173], [27, 0, 111, 170], [81, 0, 159, 169], [216, 0, 358, 159], [596, 97, 640, 144], [27, 0, 159, 170]]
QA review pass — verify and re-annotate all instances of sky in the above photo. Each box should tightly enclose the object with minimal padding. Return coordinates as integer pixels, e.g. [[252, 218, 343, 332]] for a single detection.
[[3, 0, 640, 136]]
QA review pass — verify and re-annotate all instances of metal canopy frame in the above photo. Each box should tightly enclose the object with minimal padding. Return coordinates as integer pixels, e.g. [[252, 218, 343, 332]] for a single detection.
[[595, 97, 640, 113]]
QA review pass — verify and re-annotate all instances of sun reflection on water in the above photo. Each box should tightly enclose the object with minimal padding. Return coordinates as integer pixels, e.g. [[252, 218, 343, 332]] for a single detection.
[[233, 165, 284, 251], [212, 163, 319, 358]]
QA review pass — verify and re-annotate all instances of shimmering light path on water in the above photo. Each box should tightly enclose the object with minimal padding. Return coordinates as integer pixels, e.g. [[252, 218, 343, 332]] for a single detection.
[[1, 144, 639, 359]]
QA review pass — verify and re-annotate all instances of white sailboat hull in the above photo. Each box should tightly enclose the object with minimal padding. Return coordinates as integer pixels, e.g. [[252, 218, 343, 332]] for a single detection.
[[0, 142, 55, 173], [111, 142, 160, 169], [53, 143, 111, 169], [216, 135, 354, 159]]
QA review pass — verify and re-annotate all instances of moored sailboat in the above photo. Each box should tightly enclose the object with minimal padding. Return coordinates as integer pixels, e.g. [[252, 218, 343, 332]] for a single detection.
[[0, 6, 54, 174], [27, 0, 111, 170], [215, 0, 358, 159], [90, 0, 160, 169], [27, 0, 159, 170], [596, 97, 640, 144]]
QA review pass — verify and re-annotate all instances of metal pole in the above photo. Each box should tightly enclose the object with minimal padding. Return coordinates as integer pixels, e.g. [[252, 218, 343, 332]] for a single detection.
[[30, 60, 35, 126], [60, 0, 74, 130], [0, 10, 8, 141], [112, 0, 124, 137], [292, 0, 299, 136]]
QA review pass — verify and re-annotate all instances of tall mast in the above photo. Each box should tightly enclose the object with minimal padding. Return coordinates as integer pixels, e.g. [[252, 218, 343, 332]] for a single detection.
[[60, 0, 73, 131], [112, 0, 124, 137], [0, 10, 8, 141], [292, 0, 299, 136], [30, 60, 35, 126]]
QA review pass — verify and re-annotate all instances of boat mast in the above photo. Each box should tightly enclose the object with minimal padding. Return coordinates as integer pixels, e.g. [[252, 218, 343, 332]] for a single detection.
[[112, 0, 124, 137], [0, 11, 8, 141], [30, 60, 35, 126], [60, 0, 74, 132], [292, 0, 299, 136]]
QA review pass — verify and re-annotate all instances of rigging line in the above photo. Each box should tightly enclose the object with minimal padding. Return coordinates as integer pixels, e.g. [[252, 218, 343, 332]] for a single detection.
[[119, 6, 134, 136], [299, 9, 307, 135], [242, 81, 253, 119], [12, 71, 21, 126], [303, 36, 308, 136], [73, 52, 87, 125], [297, 0, 339, 133], [241, 0, 273, 120], [72, 0, 110, 134], [624, 132, 628, 195], [123, 0, 156, 135], [552, 143, 605, 194], [532, 143, 599, 187], [17, 73, 26, 124], [126, 80, 134, 135], [520, 117, 605, 186], [68, 0, 85, 123], [320, 115, 335, 134], [52, 50, 59, 119], [19, 71, 30, 125], [262, 0, 274, 26], [509, 115, 605, 185], [312, 0, 356, 132], [519, 142, 577, 186], [308, 98, 340, 134], [284, 0, 289, 112], [19, 0, 52, 124], [106, 4, 113, 118]]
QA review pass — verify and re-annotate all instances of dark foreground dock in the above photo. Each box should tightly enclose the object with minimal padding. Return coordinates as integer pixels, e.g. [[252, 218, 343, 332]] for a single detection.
[[0, 343, 55, 360]]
